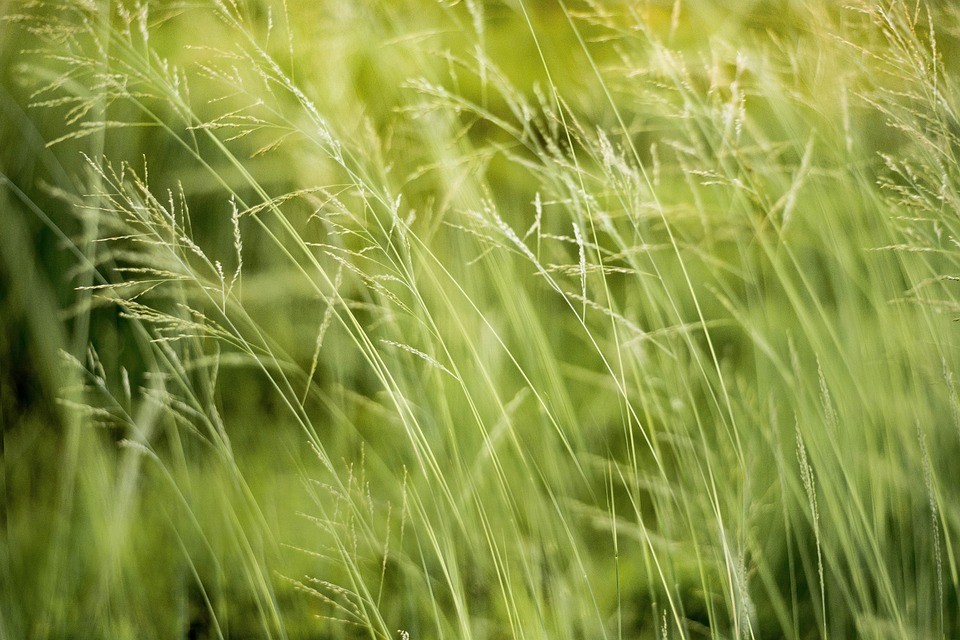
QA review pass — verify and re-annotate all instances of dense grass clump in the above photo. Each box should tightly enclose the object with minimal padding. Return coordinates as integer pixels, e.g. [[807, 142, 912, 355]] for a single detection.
[[2, 1, 959, 638]]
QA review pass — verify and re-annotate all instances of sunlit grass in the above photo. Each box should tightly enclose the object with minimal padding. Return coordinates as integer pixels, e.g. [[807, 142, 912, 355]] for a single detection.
[[2, 0, 959, 638]]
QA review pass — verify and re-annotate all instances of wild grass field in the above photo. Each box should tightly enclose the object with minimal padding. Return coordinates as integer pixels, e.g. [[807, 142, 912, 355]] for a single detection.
[[2, 0, 960, 638]]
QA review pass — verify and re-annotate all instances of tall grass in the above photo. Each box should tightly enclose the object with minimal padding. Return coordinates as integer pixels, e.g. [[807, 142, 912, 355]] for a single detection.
[[2, 0, 959, 638]]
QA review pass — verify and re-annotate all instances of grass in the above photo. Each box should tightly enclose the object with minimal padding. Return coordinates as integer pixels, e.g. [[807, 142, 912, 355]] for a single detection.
[[1, 0, 960, 638]]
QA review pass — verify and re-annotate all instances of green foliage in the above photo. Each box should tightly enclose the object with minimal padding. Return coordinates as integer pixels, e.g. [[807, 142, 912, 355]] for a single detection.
[[2, 0, 960, 638]]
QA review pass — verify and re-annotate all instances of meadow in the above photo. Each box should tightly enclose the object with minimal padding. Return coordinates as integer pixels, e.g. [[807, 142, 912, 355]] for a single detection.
[[1, 0, 959, 638]]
